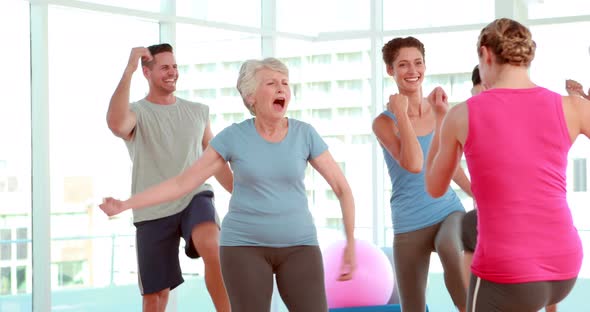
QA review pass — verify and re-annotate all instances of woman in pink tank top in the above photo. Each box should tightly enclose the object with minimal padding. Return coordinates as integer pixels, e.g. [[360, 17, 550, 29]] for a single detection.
[[424, 18, 590, 311]]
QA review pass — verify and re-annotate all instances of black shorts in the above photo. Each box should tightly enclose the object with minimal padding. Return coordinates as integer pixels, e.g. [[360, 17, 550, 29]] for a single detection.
[[134, 190, 219, 295], [462, 209, 478, 252]]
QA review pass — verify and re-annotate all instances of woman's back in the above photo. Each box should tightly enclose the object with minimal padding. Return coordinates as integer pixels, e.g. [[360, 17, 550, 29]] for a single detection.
[[464, 87, 583, 284]]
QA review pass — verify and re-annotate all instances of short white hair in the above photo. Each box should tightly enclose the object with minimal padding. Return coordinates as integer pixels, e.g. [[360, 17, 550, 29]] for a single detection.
[[236, 57, 289, 116]]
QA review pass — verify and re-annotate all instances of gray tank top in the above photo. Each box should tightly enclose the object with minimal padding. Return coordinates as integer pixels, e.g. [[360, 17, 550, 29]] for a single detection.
[[125, 97, 213, 222]]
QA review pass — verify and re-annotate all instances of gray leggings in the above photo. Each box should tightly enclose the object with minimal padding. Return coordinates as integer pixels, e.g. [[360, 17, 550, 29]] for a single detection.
[[467, 274, 576, 312], [220, 245, 327, 312], [394, 211, 466, 312]]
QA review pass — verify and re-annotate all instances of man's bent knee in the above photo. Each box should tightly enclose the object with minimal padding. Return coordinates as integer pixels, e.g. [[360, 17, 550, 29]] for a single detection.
[[192, 223, 220, 260]]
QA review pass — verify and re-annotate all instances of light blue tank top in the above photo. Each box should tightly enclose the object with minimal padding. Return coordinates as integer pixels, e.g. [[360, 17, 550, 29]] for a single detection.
[[381, 111, 464, 234]]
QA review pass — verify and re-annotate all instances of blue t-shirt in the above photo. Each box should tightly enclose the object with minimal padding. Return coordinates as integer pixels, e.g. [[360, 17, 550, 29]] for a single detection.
[[210, 118, 328, 247], [380, 111, 464, 234]]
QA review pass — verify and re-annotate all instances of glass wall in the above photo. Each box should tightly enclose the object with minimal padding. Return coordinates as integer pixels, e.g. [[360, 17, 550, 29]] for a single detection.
[[177, 0, 261, 27], [530, 22, 590, 92], [0, 1, 31, 311], [75, 0, 160, 12], [383, 0, 494, 30], [528, 0, 590, 19], [174, 24, 261, 310], [277, 0, 370, 34], [47, 5, 158, 311], [175, 23, 261, 216], [275, 38, 374, 243], [9, 0, 590, 310]]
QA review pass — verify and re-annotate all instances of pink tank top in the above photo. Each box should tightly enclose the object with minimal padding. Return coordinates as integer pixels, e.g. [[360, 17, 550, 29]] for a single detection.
[[464, 87, 582, 283]]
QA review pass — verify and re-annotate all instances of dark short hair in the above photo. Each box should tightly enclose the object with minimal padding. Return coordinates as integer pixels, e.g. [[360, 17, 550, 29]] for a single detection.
[[471, 65, 481, 86], [142, 43, 174, 68], [382, 36, 425, 67]]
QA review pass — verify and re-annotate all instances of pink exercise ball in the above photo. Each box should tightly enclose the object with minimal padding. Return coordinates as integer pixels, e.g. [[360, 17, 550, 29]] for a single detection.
[[322, 239, 395, 309]]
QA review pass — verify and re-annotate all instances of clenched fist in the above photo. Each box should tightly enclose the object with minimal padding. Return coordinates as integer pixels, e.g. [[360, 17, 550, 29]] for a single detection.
[[427, 86, 449, 116], [124, 47, 153, 74], [387, 93, 409, 116], [99, 197, 127, 217]]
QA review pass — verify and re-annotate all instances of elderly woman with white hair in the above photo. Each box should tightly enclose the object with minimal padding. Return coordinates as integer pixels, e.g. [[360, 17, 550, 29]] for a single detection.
[[100, 57, 357, 311]]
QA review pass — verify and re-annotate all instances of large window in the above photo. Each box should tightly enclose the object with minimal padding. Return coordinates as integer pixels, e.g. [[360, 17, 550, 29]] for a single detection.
[[175, 24, 261, 310], [528, 0, 590, 19], [0, 1, 31, 311], [383, 0, 494, 30], [175, 24, 261, 140], [75, 0, 160, 12], [13, 1, 590, 311], [530, 22, 590, 93], [275, 38, 374, 243], [48, 5, 159, 310], [177, 0, 261, 27], [277, 0, 369, 34]]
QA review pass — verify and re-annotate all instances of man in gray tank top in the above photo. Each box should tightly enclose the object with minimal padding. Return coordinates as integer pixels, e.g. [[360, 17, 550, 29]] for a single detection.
[[106, 43, 232, 312]]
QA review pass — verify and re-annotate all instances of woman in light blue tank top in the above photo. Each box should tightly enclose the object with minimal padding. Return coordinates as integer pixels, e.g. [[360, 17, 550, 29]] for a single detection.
[[373, 36, 470, 312]]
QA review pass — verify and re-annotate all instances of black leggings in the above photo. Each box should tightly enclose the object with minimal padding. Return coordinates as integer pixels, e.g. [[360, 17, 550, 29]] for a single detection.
[[467, 274, 577, 312], [220, 245, 327, 312], [393, 211, 466, 312], [462, 209, 478, 252]]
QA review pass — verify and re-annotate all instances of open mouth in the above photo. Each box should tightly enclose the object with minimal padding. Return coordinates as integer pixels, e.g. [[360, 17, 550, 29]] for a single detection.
[[273, 98, 286, 110]]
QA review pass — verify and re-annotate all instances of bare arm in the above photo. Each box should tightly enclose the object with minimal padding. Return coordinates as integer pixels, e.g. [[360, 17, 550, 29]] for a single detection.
[[372, 94, 423, 173], [452, 166, 473, 197], [100, 146, 226, 216], [564, 95, 590, 141], [202, 122, 233, 193], [310, 151, 355, 244], [310, 150, 356, 280], [579, 96, 590, 138], [106, 47, 152, 140], [424, 87, 465, 197], [425, 104, 465, 198]]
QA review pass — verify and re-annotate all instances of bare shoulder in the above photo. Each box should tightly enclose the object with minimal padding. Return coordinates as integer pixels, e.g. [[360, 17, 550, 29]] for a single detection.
[[372, 113, 402, 151], [563, 94, 590, 106], [373, 112, 388, 122], [447, 101, 468, 121], [561, 95, 587, 140], [446, 101, 469, 144], [561, 94, 589, 117], [372, 112, 397, 134], [372, 112, 390, 128]]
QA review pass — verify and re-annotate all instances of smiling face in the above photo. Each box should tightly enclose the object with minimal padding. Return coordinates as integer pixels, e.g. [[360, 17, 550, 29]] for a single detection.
[[143, 51, 178, 95], [387, 47, 425, 94], [247, 68, 291, 120]]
